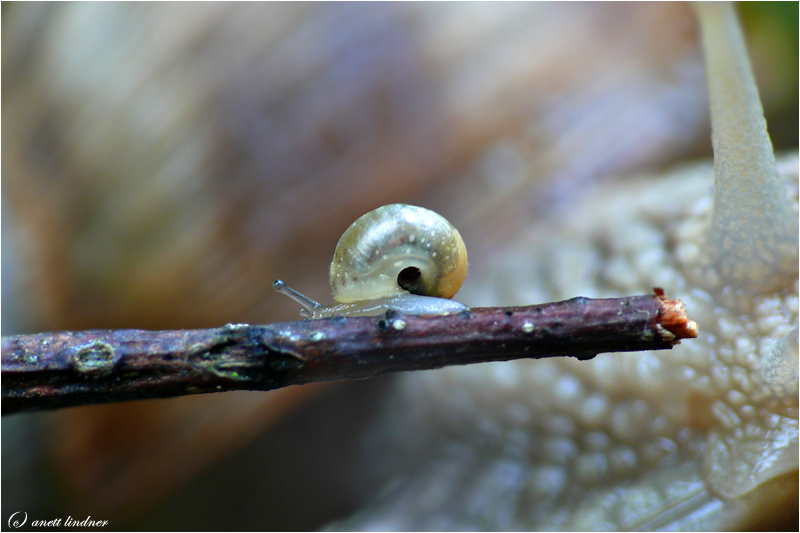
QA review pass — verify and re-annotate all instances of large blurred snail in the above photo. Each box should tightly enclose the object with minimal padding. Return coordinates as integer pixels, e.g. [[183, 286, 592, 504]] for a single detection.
[[274, 204, 469, 319]]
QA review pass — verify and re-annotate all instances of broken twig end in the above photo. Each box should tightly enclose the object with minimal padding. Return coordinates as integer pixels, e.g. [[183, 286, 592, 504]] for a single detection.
[[654, 288, 699, 340]]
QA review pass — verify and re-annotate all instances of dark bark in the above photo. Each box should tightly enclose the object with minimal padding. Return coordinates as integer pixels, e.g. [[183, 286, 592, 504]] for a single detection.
[[2, 292, 697, 415]]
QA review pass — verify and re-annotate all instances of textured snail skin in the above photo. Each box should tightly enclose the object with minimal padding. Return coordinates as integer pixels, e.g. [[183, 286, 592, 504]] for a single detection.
[[331, 5, 798, 531], [337, 156, 797, 531]]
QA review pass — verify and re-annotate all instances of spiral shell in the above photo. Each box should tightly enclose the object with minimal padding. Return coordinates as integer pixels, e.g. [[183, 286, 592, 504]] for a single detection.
[[274, 204, 468, 318], [330, 204, 468, 303]]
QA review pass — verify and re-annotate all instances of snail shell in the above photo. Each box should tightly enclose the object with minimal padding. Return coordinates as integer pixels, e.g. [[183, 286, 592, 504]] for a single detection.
[[275, 204, 469, 318], [330, 204, 468, 302]]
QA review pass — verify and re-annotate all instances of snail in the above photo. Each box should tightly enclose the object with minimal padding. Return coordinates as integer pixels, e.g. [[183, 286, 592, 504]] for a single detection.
[[274, 204, 469, 319]]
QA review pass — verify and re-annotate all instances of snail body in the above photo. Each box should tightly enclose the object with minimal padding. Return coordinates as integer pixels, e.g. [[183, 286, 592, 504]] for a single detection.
[[275, 204, 469, 319]]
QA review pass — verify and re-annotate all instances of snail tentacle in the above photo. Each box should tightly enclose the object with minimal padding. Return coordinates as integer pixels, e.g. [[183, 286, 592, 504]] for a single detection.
[[273, 279, 324, 318], [695, 2, 798, 294]]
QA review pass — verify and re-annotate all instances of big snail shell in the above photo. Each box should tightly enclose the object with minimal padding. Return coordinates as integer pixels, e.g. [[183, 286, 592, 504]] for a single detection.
[[274, 204, 469, 319]]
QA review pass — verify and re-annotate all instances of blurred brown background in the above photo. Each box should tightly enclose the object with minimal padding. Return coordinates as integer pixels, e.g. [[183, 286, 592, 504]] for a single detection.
[[2, 2, 797, 530]]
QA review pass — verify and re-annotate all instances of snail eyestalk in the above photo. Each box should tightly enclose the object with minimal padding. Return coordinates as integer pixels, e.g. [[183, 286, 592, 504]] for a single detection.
[[273, 280, 323, 318], [694, 2, 799, 294]]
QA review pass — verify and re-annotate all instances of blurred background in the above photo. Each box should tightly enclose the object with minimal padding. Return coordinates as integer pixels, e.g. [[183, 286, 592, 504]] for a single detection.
[[2, 2, 797, 530]]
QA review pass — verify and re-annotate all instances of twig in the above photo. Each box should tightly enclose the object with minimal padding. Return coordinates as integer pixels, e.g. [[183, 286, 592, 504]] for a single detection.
[[2, 290, 697, 415]]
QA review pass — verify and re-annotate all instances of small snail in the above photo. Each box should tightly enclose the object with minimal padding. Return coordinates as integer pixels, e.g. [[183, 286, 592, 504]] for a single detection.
[[274, 204, 469, 319]]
